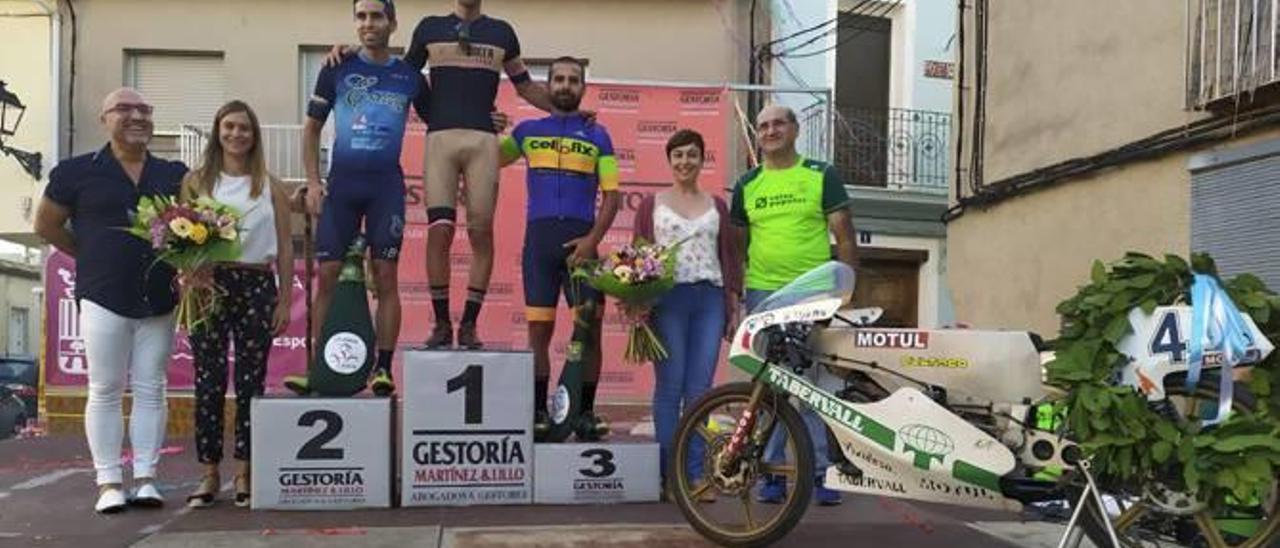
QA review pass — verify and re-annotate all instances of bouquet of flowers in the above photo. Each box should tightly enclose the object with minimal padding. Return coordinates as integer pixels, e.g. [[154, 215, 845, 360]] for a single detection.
[[126, 195, 242, 331], [573, 238, 679, 364]]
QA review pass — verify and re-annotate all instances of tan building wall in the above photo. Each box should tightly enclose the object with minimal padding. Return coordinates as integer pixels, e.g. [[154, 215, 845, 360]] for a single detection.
[[947, 156, 1191, 334], [947, 1, 1272, 335], [61, 0, 756, 155], [973, 0, 1205, 182], [0, 1, 57, 244]]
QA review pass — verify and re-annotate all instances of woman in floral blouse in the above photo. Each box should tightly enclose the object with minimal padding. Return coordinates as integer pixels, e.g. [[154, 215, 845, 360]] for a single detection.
[[633, 129, 742, 497]]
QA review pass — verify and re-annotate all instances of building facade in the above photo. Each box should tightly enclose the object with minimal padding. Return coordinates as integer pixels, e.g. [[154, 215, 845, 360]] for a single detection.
[[949, 0, 1280, 335], [57, 0, 759, 161], [0, 1, 58, 244], [767, 0, 958, 328], [1, 1, 57, 371], [37, 0, 770, 429]]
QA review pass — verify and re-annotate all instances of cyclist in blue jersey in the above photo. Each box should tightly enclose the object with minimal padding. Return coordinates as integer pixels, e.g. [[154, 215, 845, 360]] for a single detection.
[[499, 56, 620, 437], [302, 0, 428, 396]]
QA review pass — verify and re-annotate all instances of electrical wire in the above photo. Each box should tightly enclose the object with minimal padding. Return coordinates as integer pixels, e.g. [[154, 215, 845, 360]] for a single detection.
[[65, 0, 76, 156], [943, 100, 1280, 222], [767, 0, 876, 59], [953, 0, 966, 203], [945, 0, 1280, 221], [774, 0, 903, 60], [969, 0, 988, 197], [757, 0, 880, 61], [759, 11, 839, 49]]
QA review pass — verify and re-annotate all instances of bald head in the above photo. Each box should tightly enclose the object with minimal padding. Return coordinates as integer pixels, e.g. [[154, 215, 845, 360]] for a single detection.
[[755, 104, 799, 159], [100, 87, 154, 152], [756, 104, 797, 127], [101, 87, 147, 115]]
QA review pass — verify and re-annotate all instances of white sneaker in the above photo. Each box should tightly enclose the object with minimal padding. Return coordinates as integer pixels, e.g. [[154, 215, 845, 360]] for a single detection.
[[129, 482, 165, 508], [95, 487, 127, 514]]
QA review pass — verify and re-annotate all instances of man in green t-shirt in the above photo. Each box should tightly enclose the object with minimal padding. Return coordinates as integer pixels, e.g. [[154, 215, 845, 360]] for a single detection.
[[729, 104, 858, 506]]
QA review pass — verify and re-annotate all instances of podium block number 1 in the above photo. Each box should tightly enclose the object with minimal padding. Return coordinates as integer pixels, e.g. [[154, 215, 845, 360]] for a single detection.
[[401, 351, 535, 506], [448, 365, 482, 424]]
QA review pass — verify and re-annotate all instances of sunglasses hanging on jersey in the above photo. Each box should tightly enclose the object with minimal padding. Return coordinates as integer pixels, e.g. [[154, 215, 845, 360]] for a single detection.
[[455, 19, 472, 55]]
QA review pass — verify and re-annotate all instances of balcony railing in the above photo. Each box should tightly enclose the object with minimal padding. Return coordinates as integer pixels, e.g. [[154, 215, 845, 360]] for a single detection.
[[178, 124, 325, 183], [833, 107, 951, 194], [1187, 0, 1280, 108], [175, 110, 951, 195]]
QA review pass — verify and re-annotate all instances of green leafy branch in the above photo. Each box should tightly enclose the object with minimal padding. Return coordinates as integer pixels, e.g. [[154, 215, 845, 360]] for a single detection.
[[1046, 252, 1280, 505]]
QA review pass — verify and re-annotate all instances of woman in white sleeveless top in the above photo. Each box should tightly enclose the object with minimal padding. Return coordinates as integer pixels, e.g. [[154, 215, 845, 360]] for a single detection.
[[180, 101, 294, 508], [633, 130, 743, 500]]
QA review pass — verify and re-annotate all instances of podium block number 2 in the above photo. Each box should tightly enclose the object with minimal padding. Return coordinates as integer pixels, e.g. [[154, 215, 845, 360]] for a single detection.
[[448, 365, 483, 425], [297, 410, 345, 460]]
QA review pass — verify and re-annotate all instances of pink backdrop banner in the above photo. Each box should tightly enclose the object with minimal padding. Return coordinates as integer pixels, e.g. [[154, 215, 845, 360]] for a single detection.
[[43, 251, 310, 393], [42, 84, 732, 401]]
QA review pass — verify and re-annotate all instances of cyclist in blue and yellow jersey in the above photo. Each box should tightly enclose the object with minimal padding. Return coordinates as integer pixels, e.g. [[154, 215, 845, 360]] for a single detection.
[[499, 56, 620, 437]]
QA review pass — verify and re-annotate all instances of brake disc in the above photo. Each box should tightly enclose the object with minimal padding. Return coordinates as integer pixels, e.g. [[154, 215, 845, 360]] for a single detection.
[[1143, 481, 1206, 516], [705, 436, 759, 497]]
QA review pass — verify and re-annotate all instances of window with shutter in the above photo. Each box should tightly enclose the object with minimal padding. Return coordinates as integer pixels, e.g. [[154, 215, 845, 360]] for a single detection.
[[298, 46, 404, 122], [1187, 0, 1280, 109], [125, 51, 228, 133], [1190, 138, 1280, 289]]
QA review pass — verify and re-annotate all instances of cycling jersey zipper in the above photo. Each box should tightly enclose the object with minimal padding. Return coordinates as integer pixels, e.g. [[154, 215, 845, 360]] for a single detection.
[[556, 116, 565, 220]]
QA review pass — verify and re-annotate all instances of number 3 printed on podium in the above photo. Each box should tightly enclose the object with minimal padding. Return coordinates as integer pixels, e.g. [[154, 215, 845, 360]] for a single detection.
[[580, 449, 616, 478]]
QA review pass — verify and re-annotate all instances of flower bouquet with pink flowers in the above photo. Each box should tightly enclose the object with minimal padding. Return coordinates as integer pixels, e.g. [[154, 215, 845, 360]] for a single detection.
[[573, 238, 680, 363], [126, 195, 241, 330]]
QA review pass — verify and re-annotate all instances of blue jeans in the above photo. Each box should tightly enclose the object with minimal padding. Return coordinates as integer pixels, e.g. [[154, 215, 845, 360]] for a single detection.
[[652, 282, 725, 482], [746, 289, 832, 475]]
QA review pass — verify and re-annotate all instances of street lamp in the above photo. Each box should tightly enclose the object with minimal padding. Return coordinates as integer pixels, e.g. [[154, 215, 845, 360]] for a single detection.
[[0, 80, 42, 181]]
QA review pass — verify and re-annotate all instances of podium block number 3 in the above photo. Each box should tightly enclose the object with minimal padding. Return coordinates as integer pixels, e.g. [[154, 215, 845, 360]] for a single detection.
[[297, 410, 345, 460], [448, 365, 483, 424], [580, 449, 616, 478]]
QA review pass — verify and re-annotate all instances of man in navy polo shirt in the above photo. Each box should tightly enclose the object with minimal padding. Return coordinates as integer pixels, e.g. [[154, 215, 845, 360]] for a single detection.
[[34, 88, 186, 514]]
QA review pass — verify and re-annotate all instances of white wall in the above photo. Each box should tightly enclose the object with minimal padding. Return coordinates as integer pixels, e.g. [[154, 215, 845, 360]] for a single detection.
[[769, 0, 838, 111], [911, 0, 956, 113], [0, 1, 58, 243]]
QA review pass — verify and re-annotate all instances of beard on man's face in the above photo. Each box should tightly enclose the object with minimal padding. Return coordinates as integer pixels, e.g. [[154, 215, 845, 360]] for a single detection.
[[552, 90, 581, 112]]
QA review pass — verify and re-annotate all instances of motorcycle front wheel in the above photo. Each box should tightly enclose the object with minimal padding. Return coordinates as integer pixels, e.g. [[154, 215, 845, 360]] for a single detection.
[[670, 381, 815, 547]]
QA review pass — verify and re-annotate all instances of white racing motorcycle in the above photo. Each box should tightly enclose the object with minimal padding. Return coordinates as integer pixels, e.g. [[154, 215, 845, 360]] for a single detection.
[[669, 262, 1278, 547]]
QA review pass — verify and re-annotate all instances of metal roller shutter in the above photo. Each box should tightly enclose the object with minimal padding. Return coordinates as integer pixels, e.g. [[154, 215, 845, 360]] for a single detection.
[[127, 52, 227, 133], [1190, 141, 1280, 290]]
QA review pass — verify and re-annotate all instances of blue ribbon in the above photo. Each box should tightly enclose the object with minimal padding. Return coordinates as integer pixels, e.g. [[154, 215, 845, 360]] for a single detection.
[[1186, 274, 1255, 425]]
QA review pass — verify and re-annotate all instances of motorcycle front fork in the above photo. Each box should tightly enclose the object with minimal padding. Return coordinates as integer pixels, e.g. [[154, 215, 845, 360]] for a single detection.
[[722, 380, 863, 480], [721, 382, 768, 466]]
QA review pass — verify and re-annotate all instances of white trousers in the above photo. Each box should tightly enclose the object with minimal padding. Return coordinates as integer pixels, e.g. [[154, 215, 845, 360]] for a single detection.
[[80, 300, 175, 485]]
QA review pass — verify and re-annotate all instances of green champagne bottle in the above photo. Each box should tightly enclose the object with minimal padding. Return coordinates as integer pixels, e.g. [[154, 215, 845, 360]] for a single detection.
[[545, 300, 596, 442], [308, 237, 377, 397]]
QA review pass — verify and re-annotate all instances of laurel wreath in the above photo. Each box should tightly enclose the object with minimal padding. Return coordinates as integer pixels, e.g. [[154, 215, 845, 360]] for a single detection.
[[1046, 252, 1280, 505]]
